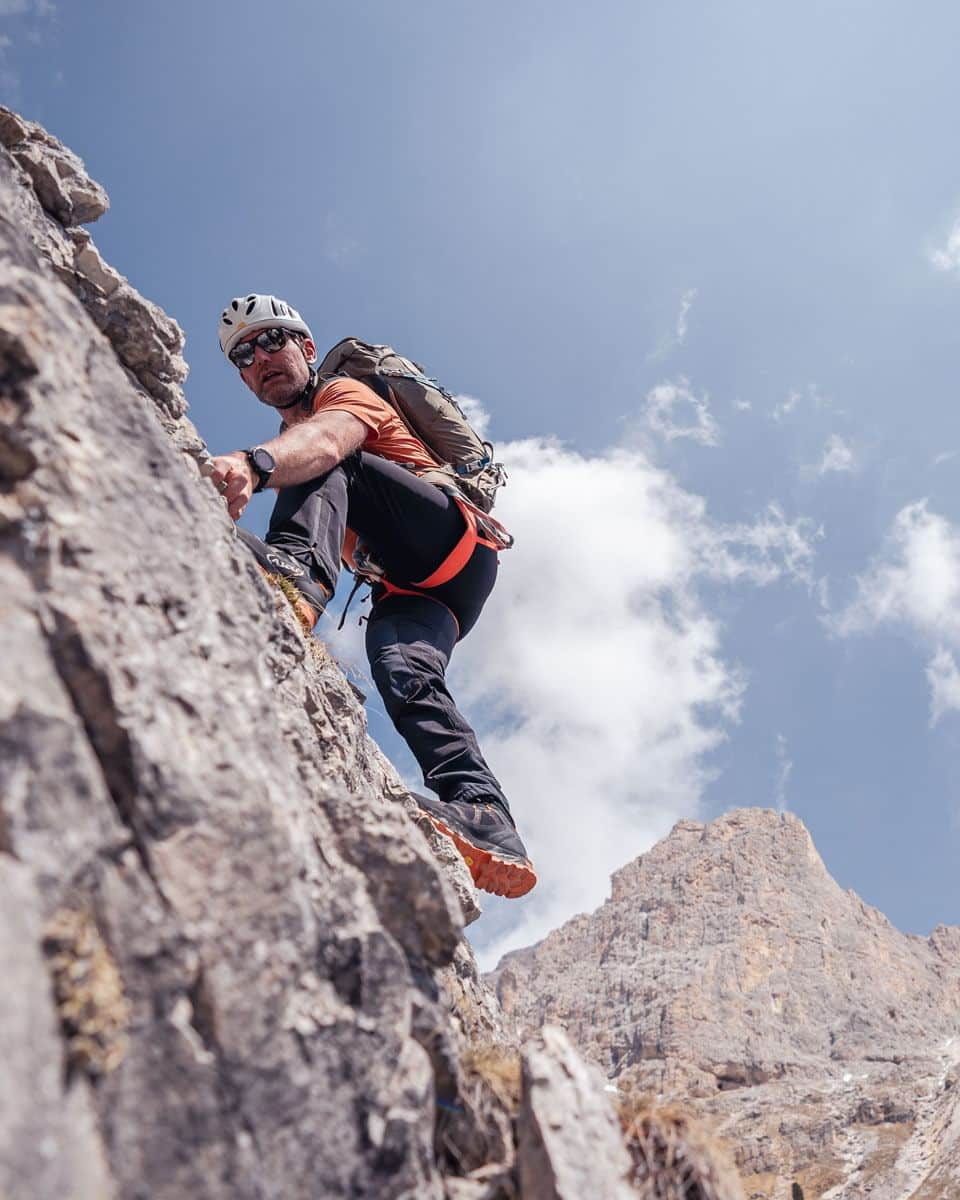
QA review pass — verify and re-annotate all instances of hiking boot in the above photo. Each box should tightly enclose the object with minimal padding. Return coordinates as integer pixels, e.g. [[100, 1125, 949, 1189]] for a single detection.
[[413, 793, 537, 899], [237, 528, 332, 629]]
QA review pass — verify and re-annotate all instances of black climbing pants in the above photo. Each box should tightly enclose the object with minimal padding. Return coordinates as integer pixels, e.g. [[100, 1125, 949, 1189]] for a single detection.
[[266, 452, 510, 810]]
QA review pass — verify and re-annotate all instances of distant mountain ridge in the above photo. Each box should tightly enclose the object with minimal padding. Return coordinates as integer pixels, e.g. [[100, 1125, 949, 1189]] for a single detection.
[[490, 809, 960, 1198]]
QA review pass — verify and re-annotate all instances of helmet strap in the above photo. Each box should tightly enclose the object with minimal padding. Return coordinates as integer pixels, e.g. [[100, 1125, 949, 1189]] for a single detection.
[[272, 368, 319, 412]]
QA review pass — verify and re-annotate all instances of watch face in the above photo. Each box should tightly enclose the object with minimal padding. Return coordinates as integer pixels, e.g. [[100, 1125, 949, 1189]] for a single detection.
[[251, 448, 276, 474]]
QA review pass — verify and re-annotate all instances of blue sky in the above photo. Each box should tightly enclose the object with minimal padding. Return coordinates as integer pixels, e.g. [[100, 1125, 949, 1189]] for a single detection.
[[7, 1, 960, 964]]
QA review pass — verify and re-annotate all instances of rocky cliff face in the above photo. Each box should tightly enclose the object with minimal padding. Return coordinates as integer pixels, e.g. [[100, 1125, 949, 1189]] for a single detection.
[[492, 809, 960, 1199], [0, 105, 507, 1200], [1, 108, 750, 1200]]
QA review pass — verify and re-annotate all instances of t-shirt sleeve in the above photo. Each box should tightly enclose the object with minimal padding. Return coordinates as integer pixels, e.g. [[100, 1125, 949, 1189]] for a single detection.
[[313, 377, 390, 439]]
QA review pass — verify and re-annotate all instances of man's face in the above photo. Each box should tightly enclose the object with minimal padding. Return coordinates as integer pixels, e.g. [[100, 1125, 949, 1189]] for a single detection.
[[237, 330, 317, 408]]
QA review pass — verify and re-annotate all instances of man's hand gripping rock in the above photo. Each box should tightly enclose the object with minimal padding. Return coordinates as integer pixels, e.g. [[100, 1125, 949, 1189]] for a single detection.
[[210, 452, 254, 521]]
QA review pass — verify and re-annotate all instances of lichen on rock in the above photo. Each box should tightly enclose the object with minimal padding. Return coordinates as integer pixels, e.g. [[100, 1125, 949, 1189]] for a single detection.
[[43, 908, 130, 1078]]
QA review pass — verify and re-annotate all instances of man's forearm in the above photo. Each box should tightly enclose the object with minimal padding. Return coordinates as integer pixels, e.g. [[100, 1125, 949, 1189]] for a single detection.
[[259, 416, 358, 488], [210, 410, 367, 520], [260, 409, 367, 489]]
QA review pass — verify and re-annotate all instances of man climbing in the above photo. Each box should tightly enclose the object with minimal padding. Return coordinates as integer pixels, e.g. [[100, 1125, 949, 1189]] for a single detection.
[[210, 294, 536, 899]]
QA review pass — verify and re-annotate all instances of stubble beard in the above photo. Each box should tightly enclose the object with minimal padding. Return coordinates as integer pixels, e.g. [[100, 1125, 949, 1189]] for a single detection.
[[257, 366, 305, 410]]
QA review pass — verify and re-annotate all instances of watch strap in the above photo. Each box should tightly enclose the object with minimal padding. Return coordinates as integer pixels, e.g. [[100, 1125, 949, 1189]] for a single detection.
[[245, 447, 274, 494]]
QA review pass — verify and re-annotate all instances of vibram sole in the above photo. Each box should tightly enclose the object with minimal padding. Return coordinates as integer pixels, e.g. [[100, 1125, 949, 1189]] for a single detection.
[[424, 811, 538, 899]]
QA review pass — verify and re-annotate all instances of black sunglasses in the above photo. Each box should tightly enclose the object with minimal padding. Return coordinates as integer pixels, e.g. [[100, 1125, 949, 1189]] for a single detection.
[[228, 327, 299, 369]]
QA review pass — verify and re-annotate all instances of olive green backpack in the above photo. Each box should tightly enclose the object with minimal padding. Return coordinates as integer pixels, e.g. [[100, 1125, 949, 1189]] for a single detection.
[[317, 337, 508, 516]]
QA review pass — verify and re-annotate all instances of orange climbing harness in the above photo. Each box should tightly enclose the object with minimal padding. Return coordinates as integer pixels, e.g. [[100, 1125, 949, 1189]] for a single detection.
[[340, 494, 513, 633]]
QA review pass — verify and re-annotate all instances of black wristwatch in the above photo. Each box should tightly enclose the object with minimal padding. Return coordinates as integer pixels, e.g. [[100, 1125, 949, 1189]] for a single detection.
[[245, 446, 276, 493]]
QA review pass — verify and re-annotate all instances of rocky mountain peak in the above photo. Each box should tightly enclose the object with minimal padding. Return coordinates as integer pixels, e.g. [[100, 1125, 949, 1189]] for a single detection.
[[609, 808, 829, 906], [495, 806, 960, 1084], [492, 807, 960, 1197]]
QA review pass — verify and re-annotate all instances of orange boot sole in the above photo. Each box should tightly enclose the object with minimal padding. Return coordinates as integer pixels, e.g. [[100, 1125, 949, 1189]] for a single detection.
[[424, 813, 538, 898]]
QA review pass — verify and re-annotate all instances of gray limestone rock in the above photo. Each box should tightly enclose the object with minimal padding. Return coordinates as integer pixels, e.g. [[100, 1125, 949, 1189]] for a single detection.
[[0, 860, 115, 1200], [0, 119, 190, 434], [0, 108, 509, 1200], [70, 228, 123, 296], [0, 106, 29, 147], [517, 1026, 634, 1200], [492, 809, 960, 1198], [0, 105, 109, 224]]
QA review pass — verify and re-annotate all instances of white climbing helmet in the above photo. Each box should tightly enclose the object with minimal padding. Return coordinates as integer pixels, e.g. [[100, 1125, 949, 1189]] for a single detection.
[[217, 293, 314, 358]]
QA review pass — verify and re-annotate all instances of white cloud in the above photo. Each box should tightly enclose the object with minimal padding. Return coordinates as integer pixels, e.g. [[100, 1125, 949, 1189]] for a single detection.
[[0, 0, 54, 101], [772, 383, 831, 423], [832, 501, 960, 719], [733, 398, 752, 412], [774, 734, 792, 813], [322, 596, 370, 674], [319, 213, 362, 266], [453, 393, 491, 440], [927, 648, 960, 724], [933, 450, 957, 468], [0, 0, 54, 15], [929, 217, 960, 274], [773, 388, 802, 421], [0, 33, 15, 101], [702, 502, 821, 588], [642, 377, 719, 446], [424, 410, 820, 967], [832, 501, 960, 645], [647, 288, 697, 361], [674, 288, 697, 346], [817, 434, 855, 475]]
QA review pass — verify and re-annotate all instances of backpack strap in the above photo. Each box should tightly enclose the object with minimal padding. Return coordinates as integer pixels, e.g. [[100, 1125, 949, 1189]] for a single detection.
[[360, 372, 393, 405]]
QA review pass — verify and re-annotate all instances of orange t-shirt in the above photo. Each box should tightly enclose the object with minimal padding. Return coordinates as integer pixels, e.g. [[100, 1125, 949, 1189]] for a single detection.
[[281, 376, 442, 571], [282, 376, 440, 472]]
